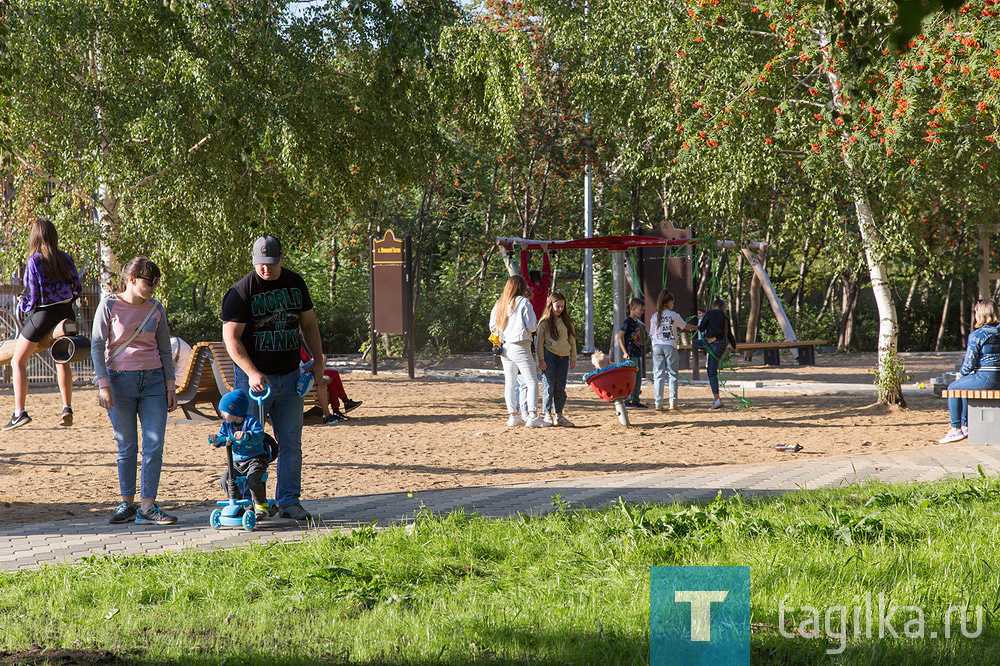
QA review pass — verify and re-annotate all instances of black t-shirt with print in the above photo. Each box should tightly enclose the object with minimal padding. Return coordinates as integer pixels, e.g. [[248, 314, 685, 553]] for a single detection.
[[221, 268, 314, 376]]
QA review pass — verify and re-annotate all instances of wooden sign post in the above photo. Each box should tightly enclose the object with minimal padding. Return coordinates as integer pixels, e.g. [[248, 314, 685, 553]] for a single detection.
[[370, 230, 415, 378]]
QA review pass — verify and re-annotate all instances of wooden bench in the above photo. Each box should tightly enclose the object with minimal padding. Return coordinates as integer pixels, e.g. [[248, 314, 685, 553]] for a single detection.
[[678, 340, 827, 366], [204, 341, 322, 405], [941, 389, 1000, 446], [174, 342, 220, 419]]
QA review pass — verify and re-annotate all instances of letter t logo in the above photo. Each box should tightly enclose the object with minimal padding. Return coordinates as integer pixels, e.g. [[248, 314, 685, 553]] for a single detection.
[[674, 591, 729, 641]]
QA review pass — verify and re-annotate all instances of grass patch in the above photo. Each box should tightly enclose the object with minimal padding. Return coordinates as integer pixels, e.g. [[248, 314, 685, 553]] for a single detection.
[[4, 474, 1000, 664]]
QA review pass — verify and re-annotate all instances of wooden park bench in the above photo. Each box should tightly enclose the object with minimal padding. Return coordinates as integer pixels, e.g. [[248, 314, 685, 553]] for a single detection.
[[174, 342, 220, 420], [941, 389, 1000, 446], [204, 341, 323, 406], [678, 339, 827, 366]]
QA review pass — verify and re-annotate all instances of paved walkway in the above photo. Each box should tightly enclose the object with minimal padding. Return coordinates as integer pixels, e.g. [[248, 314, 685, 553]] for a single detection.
[[2, 443, 999, 572]]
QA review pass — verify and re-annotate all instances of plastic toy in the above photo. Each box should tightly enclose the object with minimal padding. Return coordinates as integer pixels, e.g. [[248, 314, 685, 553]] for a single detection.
[[583, 361, 638, 426]]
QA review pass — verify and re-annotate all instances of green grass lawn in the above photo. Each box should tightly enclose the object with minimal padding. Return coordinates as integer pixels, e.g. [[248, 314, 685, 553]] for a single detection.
[[3, 472, 1000, 665]]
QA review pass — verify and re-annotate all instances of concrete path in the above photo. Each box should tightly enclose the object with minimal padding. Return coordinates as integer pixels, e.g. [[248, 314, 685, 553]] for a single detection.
[[3, 443, 999, 572]]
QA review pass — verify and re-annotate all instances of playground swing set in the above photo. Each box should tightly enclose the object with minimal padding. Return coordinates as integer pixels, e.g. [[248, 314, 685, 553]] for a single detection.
[[496, 229, 813, 425]]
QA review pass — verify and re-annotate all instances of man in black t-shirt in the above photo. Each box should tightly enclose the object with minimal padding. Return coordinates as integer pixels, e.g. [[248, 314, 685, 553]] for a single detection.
[[222, 235, 325, 521]]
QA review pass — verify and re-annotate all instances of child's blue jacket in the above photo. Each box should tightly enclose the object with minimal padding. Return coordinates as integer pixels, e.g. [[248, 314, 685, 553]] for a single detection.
[[216, 414, 267, 462]]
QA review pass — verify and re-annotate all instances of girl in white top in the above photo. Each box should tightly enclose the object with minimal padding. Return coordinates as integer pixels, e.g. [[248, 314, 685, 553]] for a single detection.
[[489, 276, 549, 428], [649, 289, 698, 411]]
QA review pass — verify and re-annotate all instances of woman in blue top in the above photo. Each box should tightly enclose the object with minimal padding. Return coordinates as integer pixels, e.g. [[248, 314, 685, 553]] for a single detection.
[[4, 218, 82, 431], [941, 299, 1000, 443]]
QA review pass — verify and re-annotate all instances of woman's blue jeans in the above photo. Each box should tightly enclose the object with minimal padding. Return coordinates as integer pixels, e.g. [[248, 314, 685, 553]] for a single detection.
[[947, 370, 1000, 428], [541, 349, 570, 415], [705, 339, 730, 396], [652, 344, 678, 404], [235, 367, 304, 508], [108, 368, 167, 500]]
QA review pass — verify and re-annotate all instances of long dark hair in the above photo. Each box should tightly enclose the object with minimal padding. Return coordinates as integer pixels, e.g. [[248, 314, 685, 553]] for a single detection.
[[27, 218, 73, 281], [119, 257, 161, 292], [539, 292, 575, 341]]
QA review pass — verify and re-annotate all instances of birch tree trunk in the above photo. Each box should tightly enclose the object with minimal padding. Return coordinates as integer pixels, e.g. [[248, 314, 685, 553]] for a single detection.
[[821, 26, 905, 405]]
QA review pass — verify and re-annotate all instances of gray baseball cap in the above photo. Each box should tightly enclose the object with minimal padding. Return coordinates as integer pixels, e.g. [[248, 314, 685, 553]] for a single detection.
[[252, 235, 283, 265]]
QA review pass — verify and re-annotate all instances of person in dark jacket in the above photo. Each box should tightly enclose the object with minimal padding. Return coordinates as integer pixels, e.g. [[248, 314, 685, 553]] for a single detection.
[[4, 218, 82, 430], [940, 299, 1000, 443], [698, 297, 738, 410]]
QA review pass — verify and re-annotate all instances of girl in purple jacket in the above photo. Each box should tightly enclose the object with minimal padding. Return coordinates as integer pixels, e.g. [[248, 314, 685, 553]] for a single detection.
[[4, 218, 81, 430]]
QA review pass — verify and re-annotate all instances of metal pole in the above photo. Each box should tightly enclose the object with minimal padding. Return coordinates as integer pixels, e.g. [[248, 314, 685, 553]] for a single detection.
[[583, 118, 595, 354], [405, 234, 415, 379], [611, 250, 625, 363], [369, 235, 378, 376]]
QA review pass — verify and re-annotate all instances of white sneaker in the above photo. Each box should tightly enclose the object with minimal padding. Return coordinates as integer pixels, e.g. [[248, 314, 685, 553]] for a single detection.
[[542, 413, 553, 424], [668, 401, 677, 411], [524, 416, 550, 428], [938, 427, 967, 444], [654, 403, 663, 412], [710, 399, 723, 410], [507, 414, 525, 427], [556, 414, 575, 427]]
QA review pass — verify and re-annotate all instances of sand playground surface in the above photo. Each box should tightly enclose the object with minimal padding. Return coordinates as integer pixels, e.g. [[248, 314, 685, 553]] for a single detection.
[[0, 351, 965, 527]]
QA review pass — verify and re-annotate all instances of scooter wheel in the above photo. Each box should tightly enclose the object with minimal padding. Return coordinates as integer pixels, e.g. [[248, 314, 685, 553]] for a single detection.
[[242, 510, 256, 531], [210, 509, 223, 530]]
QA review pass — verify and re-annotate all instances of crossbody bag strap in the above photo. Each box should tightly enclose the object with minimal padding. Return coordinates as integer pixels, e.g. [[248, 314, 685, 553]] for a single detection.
[[106, 302, 158, 366]]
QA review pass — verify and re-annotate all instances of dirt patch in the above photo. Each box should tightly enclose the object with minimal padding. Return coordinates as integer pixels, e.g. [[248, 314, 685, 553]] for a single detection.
[[0, 351, 961, 528], [0, 649, 125, 665]]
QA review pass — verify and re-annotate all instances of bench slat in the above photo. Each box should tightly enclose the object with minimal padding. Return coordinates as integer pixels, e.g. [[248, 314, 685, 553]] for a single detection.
[[942, 389, 1000, 399]]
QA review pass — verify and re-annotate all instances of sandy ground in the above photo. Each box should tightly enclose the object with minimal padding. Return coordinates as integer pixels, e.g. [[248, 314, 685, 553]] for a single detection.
[[0, 351, 962, 527]]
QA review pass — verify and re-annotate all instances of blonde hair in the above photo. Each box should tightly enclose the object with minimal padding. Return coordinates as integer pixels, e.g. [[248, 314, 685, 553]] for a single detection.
[[974, 299, 1000, 329], [494, 276, 530, 332]]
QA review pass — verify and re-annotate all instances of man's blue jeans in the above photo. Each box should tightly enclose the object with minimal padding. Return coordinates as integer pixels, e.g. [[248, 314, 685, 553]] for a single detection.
[[235, 367, 304, 507], [947, 370, 1000, 428], [108, 368, 167, 499], [541, 349, 570, 415]]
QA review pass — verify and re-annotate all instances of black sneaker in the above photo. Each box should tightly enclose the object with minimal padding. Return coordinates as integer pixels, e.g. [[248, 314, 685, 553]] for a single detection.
[[322, 414, 342, 425], [109, 502, 138, 524], [59, 407, 73, 427], [631, 401, 649, 409], [342, 398, 363, 413], [135, 504, 178, 525], [2, 412, 31, 431], [278, 503, 312, 521]]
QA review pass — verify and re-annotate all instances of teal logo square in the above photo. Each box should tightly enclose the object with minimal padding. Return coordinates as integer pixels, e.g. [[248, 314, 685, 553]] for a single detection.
[[650, 566, 750, 666]]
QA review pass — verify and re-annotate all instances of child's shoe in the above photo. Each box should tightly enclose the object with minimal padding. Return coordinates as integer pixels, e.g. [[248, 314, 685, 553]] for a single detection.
[[710, 398, 723, 410], [322, 414, 341, 425], [556, 414, 574, 427], [654, 402, 663, 412], [254, 504, 270, 520], [542, 412, 553, 424], [668, 401, 677, 411], [342, 398, 363, 413], [507, 414, 525, 427], [59, 406, 73, 427]]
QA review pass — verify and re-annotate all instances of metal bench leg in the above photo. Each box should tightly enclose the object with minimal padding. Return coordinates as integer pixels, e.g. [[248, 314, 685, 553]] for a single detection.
[[763, 349, 780, 366]]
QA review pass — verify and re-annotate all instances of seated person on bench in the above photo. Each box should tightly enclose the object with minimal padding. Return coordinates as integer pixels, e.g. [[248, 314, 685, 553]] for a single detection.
[[299, 347, 362, 425], [940, 299, 1000, 444]]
